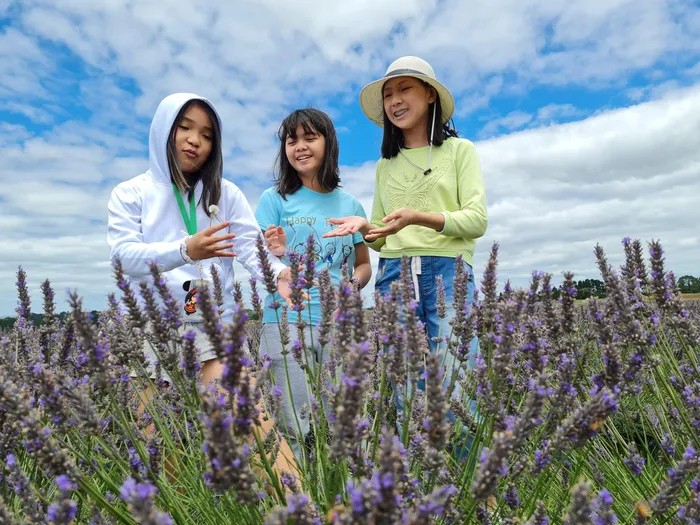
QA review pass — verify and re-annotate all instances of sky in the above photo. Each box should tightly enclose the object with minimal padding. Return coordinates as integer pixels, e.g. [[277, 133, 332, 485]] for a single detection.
[[1, 0, 699, 316]]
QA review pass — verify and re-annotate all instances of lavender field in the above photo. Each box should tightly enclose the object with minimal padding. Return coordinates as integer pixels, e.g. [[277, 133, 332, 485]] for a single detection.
[[1, 239, 698, 524]]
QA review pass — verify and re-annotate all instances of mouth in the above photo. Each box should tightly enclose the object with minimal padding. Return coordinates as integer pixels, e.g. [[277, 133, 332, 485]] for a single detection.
[[393, 109, 408, 118], [296, 155, 311, 161], [183, 149, 198, 159]]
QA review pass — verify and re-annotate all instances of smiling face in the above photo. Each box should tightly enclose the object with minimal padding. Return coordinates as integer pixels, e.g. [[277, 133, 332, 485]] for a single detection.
[[284, 123, 326, 183], [174, 103, 213, 174], [382, 76, 436, 136]]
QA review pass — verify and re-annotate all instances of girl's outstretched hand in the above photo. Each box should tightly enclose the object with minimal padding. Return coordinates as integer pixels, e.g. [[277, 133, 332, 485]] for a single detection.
[[263, 225, 286, 256], [323, 216, 371, 238], [185, 222, 237, 260]]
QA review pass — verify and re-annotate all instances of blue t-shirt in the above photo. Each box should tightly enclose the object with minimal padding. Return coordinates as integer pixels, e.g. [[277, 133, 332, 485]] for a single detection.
[[255, 186, 366, 324]]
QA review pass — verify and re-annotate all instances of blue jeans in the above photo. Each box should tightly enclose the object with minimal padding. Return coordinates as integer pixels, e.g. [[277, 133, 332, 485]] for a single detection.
[[375, 255, 477, 364], [375, 256, 479, 458]]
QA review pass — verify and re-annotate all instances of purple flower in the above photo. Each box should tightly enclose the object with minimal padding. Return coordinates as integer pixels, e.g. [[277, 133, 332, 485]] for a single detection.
[[55, 474, 76, 493]]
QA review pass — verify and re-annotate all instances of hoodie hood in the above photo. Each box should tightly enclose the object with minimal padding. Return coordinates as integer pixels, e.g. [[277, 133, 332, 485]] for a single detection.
[[148, 93, 222, 184]]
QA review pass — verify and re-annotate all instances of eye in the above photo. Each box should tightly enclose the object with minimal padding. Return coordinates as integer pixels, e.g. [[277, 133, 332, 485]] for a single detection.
[[202, 134, 212, 141], [178, 124, 189, 130]]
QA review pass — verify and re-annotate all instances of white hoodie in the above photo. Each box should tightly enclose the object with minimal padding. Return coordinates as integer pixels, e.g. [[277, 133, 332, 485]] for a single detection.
[[107, 93, 286, 321]]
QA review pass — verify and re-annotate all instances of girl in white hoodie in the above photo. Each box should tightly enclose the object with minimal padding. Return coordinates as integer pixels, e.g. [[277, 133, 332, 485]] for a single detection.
[[108, 92, 293, 384]]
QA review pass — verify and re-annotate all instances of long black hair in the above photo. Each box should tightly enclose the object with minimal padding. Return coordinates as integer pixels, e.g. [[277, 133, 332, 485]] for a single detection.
[[380, 83, 459, 159], [275, 108, 340, 198], [167, 100, 222, 217]]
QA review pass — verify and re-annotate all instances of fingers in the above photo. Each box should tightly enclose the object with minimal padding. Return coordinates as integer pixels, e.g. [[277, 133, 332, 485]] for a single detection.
[[212, 250, 237, 258], [365, 226, 392, 240], [322, 222, 360, 238], [209, 241, 234, 252], [188, 230, 236, 260], [203, 221, 231, 235], [263, 225, 282, 238]]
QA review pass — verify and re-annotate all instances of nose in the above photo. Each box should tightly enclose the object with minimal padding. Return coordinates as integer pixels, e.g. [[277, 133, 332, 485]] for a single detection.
[[295, 140, 308, 151], [187, 133, 200, 146], [387, 92, 401, 107]]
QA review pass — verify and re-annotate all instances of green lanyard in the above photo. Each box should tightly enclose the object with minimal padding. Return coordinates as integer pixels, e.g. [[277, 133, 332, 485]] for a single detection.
[[172, 183, 197, 235]]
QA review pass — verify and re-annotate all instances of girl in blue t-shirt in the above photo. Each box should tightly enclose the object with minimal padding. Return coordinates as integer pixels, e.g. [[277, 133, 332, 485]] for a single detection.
[[255, 108, 371, 455]]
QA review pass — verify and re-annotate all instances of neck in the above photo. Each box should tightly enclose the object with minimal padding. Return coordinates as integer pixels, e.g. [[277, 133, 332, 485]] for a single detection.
[[300, 174, 328, 193], [402, 127, 430, 149], [184, 172, 200, 185]]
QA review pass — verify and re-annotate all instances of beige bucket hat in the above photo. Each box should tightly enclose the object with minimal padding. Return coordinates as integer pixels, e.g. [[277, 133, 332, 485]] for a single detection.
[[359, 56, 455, 127]]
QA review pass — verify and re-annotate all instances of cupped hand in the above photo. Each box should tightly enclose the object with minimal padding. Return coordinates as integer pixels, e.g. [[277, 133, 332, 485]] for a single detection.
[[364, 208, 415, 241], [185, 222, 237, 260], [263, 225, 287, 256]]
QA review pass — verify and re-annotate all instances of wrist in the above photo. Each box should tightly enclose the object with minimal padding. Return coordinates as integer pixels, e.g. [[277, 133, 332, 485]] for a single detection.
[[179, 236, 195, 264]]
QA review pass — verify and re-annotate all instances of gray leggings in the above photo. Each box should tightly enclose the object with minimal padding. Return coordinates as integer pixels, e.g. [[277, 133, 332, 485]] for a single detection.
[[258, 323, 324, 452]]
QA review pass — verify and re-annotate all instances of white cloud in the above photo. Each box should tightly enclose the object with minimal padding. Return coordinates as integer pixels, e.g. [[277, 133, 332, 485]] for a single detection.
[[473, 85, 700, 285], [1, 1, 699, 315]]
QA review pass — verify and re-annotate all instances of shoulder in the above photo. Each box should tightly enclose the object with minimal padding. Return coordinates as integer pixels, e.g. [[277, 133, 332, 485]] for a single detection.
[[110, 172, 150, 201], [442, 137, 476, 155], [255, 186, 284, 210], [375, 157, 390, 178], [220, 178, 246, 201], [333, 187, 363, 206], [259, 186, 281, 200]]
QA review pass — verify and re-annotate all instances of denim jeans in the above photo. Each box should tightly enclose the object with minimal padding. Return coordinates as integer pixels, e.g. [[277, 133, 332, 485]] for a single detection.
[[375, 256, 479, 457], [375, 255, 477, 365]]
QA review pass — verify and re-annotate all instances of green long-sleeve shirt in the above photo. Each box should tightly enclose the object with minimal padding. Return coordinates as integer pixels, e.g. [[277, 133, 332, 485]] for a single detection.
[[366, 137, 487, 265]]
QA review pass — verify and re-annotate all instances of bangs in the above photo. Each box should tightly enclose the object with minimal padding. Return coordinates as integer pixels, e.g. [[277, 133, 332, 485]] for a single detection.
[[278, 111, 323, 141]]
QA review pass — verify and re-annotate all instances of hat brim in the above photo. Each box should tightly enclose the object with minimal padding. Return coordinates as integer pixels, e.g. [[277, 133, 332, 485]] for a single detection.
[[359, 72, 455, 127]]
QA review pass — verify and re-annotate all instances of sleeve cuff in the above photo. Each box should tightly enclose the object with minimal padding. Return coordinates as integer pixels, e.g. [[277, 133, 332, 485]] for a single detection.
[[437, 211, 449, 234]]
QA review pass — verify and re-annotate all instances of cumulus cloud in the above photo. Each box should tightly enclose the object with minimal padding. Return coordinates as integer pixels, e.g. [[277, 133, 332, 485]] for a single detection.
[[1, 1, 699, 315], [474, 85, 700, 283]]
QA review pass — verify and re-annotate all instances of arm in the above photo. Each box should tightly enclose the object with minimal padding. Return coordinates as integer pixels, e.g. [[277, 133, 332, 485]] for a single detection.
[[255, 189, 287, 256], [350, 242, 372, 289], [229, 186, 300, 306], [440, 140, 488, 239], [225, 185, 287, 280], [362, 160, 387, 250], [107, 184, 185, 277], [323, 161, 387, 250]]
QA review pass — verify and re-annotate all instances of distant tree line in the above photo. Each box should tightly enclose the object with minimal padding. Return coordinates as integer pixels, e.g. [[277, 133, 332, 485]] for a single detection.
[[0, 309, 261, 331], [541, 274, 700, 301], [678, 275, 700, 293], [0, 311, 77, 331]]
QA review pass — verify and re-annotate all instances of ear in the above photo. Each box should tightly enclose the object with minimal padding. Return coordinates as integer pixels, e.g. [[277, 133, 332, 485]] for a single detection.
[[427, 86, 437, 104]]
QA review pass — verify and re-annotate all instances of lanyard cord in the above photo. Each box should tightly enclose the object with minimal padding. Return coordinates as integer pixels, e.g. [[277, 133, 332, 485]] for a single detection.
[[172, 183, 198, 235], [397, 103, 437, 176]]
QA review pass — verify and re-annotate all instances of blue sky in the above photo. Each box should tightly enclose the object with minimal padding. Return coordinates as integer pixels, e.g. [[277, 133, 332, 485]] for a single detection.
[[1, 0, 699, 316]]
